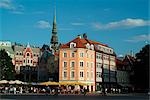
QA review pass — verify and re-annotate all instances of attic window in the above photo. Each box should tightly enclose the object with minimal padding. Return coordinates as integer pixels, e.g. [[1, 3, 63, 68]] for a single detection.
[[86, 43, 90, 49], [70, 42, 76, 48], [90, 44, 94, 50]]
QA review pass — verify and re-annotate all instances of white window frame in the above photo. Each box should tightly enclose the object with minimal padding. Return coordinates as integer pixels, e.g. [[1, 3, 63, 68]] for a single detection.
[[63, 71, 67, 79], [80, 52, 84, 57], [80, 71, 84, 78], [70, 61, 75, 70], [63, 61, 67, 69], [70, 42, 76, 48], [79, 61, 84, 68], [63, 52, 67, 57], [70, 52, 75, 57], [71, 71, 75, 78]]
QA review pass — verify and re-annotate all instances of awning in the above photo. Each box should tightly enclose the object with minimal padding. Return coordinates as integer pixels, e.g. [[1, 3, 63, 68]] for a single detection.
[[39, 81, 59, 86], [59, 81, 88, 86]]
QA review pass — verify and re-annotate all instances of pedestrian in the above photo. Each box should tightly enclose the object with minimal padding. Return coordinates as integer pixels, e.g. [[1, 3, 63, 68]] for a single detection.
[[83, 88, 86, 96]]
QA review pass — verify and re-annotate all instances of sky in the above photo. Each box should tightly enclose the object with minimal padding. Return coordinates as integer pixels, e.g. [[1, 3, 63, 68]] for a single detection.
[[0, 0, 149, 56]]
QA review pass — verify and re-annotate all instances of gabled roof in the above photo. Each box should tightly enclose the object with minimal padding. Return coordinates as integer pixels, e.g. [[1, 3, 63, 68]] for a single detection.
[[60, 37, 108, 49], [86, 39, 108, 47]]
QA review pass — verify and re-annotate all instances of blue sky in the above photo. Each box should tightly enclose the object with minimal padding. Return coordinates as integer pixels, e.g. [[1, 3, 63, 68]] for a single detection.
[[0, 0, 149, 56]]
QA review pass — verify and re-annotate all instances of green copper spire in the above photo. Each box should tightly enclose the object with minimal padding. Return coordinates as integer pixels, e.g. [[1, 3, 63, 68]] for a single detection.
[[52, 8, 57, 34], [51, 7, 58, 52]]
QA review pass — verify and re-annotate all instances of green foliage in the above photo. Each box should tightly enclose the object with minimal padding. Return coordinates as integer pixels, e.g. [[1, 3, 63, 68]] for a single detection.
[[0, 49, 15, 80]]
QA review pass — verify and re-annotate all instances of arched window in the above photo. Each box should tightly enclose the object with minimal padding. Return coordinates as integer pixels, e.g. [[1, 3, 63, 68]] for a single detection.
[[27, 53, 30, 56]]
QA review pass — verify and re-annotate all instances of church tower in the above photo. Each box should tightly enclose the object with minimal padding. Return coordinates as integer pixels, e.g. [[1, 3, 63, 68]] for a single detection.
[[50, 9, 58, 52]]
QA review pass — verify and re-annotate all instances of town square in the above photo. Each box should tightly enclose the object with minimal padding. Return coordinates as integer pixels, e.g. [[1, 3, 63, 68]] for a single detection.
[[0, 0, 149, 99]]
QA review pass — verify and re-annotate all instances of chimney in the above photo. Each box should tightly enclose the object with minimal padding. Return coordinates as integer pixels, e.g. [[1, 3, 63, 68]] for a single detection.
[[83, 33, 87, 39], [77, 35, 81, 39]]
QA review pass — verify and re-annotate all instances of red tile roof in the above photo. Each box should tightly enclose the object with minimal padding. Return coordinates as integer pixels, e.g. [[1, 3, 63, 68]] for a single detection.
[[60, 37, 108, 49]]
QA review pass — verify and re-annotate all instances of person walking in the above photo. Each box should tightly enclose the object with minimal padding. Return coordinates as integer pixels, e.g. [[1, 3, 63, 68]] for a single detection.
[[83, 88, 86, 96]]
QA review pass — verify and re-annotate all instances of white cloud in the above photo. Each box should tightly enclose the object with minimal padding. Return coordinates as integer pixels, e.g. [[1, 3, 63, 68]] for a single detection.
[[36, 20, 51, 29], [92, 18, 150, 30], [0, 0, 15, 10], [125, 34, 150, 43], [71, 22, 85, 26], [0, 0, 24, 14]]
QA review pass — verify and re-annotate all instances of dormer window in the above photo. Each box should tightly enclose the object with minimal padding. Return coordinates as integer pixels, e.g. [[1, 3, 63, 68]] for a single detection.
[[98, 45, 101, 50], [90, 44, 94, 50], [70, 42, 76, 48], [86, 43, 90, 49]]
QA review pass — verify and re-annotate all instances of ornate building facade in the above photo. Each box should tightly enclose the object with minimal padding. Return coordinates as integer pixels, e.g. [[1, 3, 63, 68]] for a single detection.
[[59, 34, 117, 92]]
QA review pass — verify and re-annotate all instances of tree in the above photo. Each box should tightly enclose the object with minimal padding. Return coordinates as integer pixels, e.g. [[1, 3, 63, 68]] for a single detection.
[[0, 49, 15, 80], [133, 44, 149, 92]]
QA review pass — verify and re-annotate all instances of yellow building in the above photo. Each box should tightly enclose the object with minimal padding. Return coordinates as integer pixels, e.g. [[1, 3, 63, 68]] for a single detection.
[[59, 35, 95, 92]]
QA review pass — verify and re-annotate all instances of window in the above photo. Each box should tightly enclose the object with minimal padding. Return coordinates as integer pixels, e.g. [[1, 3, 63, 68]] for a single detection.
[[80, 62, 84, 67], [87, 62, 89, 67], [70, 42, 76, 48], [96, 72, 101, 78], [98, 45, 101, 50], [80, 71, 84, 77], [63, 53, 67, 57], [91, 44, 94, 50], [70, 44, 74, 48], [71, 71, 74, 78], [91, 72, 93, 79], [86, 43, 90, 49], [64, 71, 67, 78], [87, 72, 89, 78], [63, 62, 67, 69], [71, 62, 75, 69], [27, 53, 30, 56], [96, 53, 102, 59], [80, 52, 84, 57], [96, 63, 102, 68], [91, 63, 93, 68], [71, 52, 75, 57], [87, 53, 89, 58]]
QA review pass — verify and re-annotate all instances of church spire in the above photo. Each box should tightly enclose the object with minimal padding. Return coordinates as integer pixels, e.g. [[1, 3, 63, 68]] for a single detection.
[[50, 7, 58, 52], [52, 8, 57, 34]]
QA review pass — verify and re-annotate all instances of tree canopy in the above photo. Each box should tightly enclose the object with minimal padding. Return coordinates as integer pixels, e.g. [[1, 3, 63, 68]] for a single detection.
[[134, 44, 149, 92], [0, 49, 15, 80]]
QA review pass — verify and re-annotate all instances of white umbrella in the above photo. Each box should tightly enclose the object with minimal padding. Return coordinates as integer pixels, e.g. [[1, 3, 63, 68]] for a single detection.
[[9, 80, 25, 84], [14, 80, 24, 84], [9, 80, 16, 84], [0, 80, 8, 84]]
